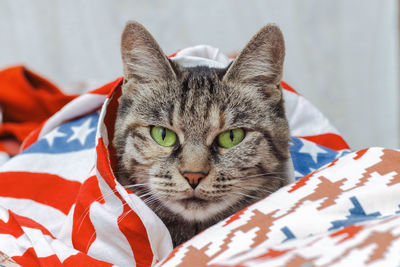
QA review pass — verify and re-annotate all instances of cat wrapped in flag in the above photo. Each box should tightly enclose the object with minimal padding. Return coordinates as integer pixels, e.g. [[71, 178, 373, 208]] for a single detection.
[[113, 22, 293, 247], [2, 22, 398, 267]]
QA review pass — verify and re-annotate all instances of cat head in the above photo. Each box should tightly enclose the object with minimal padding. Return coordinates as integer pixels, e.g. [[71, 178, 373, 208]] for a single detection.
[[114, 21, 290, 223]]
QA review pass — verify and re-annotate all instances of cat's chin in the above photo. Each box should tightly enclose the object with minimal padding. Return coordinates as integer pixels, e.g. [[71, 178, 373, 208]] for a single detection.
[[165, 196, 236, 222], [180, 196, 209, 206]]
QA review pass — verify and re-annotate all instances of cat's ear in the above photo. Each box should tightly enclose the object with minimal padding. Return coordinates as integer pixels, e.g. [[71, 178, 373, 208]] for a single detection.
[[121, 21, 176, 83], [223, 24, 285, 91]]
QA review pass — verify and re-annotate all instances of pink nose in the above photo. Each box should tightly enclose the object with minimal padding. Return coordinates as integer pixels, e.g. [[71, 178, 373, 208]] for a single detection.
[[182, 172, 207, 189]]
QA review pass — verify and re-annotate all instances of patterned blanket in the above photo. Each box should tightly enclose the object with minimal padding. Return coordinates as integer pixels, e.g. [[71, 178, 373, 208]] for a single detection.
[[0, 46, 399, 266]]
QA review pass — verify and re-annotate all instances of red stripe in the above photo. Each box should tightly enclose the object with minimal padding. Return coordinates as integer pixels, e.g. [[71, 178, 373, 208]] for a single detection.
[[253, 248, 290, 260], [168, 50, 180, 58], [281, 81, 301, 95], [0, 210, 24, 238], [159, 246, 180, 266], [330, 224, 364, 243], [89, 77, 123, 96], [0, 211, 54, 238], [298, 134, 350, 151], [117, 199, 154, 266], [326, 158, 340, 168], [96, 139, 155, 264], [0, 143, 6, 153], [96, 139, 117, 188], [1, 212, 109, 266], [354, 148, 368, 160], [12, 247, 46, 267], [12, 248, 64, 266], [288, 173, 313, 193], [223, 207, 248, 226], [0, 172, 81, 215], [14, 213, 53, 237], [72, 175, 104, 253], [63, 252, 113, 266], [103, 86, 122, 172], [13, 247, 112, 267], [20, 121, 45, 151]]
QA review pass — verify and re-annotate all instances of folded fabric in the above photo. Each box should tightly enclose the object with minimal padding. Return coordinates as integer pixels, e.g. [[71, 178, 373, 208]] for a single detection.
[[1, 46, 396, 267], [0, 66, 77, 162]]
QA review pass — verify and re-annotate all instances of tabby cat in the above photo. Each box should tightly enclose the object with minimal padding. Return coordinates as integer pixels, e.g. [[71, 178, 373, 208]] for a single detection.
[[113, 21, 291, 247]]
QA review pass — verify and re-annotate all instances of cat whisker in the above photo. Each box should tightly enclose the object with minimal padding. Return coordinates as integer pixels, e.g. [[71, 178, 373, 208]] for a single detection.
[[231, 191, 261, 200], [86, 231, 97, 252], [77, 186, 126, 232], [77, 183, 151, 232], [137, 191, 154, 200], [112, 170, 133, 174], [116, 195, 162, 224], [245, 172, 285, 178], [118, 209, 133, 224], [147, 198, 170, 214], [122, 183, 151, 189], [239, 172, 286, 180], [122, 172, 174, 180], [116, 199, 150, 224], [143, 196, 160, 207], [230, 184, 276, 197]]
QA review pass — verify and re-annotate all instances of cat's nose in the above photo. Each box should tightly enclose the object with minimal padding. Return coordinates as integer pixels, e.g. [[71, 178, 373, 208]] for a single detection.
[[182, 171, 207, 189]]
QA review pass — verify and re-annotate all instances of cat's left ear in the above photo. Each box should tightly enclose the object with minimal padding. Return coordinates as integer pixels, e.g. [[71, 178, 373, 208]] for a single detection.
[[223, 24, 285, 94], [121, 21, 176, 84]]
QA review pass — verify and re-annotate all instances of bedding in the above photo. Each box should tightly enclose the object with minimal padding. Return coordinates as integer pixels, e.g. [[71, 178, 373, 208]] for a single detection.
[[0, 46, 398, 266]]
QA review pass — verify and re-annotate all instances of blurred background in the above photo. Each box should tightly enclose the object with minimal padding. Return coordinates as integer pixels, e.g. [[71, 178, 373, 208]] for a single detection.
[[0, 0, 398, 150]]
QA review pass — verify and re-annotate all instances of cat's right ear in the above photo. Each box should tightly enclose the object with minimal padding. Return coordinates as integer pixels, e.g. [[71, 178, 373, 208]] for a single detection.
[[121, 21, 176, 85], [223, 24, 285, 95]]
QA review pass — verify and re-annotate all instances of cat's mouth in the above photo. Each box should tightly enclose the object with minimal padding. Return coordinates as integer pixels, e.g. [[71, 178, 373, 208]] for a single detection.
[[179, 196, 209, 208]]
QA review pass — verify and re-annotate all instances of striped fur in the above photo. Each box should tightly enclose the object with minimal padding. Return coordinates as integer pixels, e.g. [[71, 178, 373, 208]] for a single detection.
[[114, 21, 290, 246]]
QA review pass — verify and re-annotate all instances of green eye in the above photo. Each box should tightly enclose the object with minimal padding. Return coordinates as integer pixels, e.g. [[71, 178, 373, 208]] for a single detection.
[[217, 128, 245, 148], [151, 126, 177, 147]]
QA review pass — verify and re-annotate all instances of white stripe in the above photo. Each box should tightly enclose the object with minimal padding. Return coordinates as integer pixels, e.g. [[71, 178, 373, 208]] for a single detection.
[[172, 45, 232, 68], [284, 90, 340, 137], [96, 94, 111, 146], [0, 233, 31, 257], [0, 149, 95, 183], [96, 87, 173, 262], [0, 197, 66, 236], [39, 94, 106, 138], [56, 204, 75, 248], [87, 172, 135, 266], [21, 227, 56, 258], [0, 204, 10, 222], [0, 230, 80, 262], [0, 152, 10, 167], [0, 204, 81, 262], [116, 184, 173, 261], [46, 234, 80, 262]]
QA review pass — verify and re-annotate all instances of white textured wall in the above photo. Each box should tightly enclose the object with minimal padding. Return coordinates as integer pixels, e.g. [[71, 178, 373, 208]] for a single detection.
[[0, 0, 399, 149]]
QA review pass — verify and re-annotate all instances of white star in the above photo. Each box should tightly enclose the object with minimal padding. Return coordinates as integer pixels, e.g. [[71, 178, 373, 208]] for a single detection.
[[298, 139, 327, 163], [67, 118, 96, 146], [44, 128, 67, 147]]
